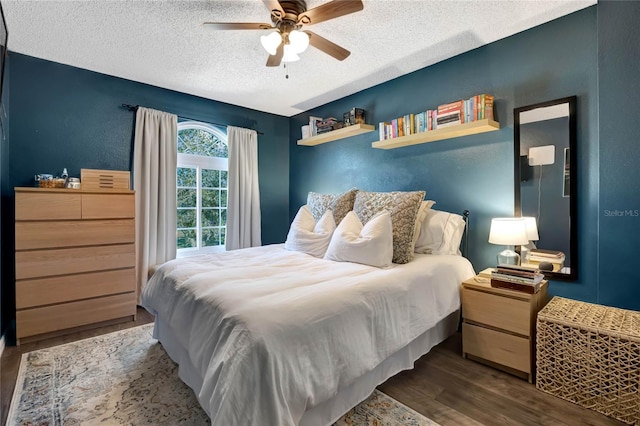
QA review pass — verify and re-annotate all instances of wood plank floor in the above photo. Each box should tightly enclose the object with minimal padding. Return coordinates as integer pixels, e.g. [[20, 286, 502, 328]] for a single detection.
[[1, 307, 625, 426]]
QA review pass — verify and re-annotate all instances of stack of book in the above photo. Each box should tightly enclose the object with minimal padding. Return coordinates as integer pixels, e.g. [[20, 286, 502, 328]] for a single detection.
[[490, 265, 544, 294], [437, 100, 464, 128], [529, 249, 564, 264], [315, 117, 340, 135]]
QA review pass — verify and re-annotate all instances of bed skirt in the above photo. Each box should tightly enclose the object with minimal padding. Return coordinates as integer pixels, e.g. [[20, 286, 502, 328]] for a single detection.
[[153, 309, 459, 426]]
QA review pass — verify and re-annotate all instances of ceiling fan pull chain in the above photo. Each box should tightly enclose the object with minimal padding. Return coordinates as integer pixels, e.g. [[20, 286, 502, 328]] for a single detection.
[[284, 63, 289, 79]]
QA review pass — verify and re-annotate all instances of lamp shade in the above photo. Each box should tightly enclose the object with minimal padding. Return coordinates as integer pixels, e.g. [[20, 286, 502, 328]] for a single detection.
[[289, 30, 309, 53], [260, 31, 282, 55], [522, 216, 539, 241], [282, 44, 300, 62], [488, 218, 529, 246]]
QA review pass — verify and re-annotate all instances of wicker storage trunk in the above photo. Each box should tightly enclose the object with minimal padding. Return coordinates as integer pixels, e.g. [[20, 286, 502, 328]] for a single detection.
[[537, 297, 640, 425]]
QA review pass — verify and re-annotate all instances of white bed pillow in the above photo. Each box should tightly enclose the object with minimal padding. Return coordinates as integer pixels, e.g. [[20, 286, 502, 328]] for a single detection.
[[284, 205, 336, 258], [412, 200, 436, 250], [414, 209, 466, 255], [324, 210, 393, 268]]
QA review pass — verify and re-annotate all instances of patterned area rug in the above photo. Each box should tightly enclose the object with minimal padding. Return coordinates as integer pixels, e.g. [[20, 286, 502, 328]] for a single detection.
[[8, 324, 439, 425]]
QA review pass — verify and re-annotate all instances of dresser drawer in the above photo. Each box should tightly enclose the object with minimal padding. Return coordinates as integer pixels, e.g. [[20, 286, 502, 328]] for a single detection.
[[15, 243, 135, 280], [16, 268, 135, 309], [462, 288, 531, 336], [463, 322, 531, 374], [15, 192, 82, 220], [82, 193, 134, 219], [16, 219, 134, 250], [16, 292, 136, 339]]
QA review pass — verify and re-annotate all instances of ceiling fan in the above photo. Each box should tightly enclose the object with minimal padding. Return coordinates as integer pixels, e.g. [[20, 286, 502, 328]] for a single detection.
[[203, 0, 364, 67]]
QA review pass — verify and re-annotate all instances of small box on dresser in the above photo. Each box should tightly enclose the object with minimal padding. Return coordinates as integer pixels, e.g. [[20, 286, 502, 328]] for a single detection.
[[461, 275, 548, 383], [537, 297, 640, 425], [14, 187, 137, 344]]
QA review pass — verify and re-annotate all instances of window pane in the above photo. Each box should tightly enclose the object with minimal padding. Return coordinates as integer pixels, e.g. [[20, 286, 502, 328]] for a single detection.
[[220, 170, 228, 188], [178, 128, 228, 158], [202, 189, 219, 207], [220, 227, 226, 245], [177, 188, 197, 207], [177, 229, 197, 249], [202, 227, 221, 247], [177, 208, 196, 228], [221, 209, 227, 226], [220, 190, 227, 208], [202, 169, 219, 188], [177, 167, 197, 187], [201, 208, 219, 227]]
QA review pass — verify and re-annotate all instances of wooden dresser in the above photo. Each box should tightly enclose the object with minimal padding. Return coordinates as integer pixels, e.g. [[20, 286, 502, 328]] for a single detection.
[[14, 187, 137, 343]]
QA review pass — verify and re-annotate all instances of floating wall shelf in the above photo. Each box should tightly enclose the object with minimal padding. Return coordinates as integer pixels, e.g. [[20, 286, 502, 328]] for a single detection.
[[372, 119, 500, 150], [297, 123, 376, 146]]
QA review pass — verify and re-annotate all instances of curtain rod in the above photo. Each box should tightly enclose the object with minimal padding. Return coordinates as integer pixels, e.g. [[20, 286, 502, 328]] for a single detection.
[[121, 104, 264, 136]]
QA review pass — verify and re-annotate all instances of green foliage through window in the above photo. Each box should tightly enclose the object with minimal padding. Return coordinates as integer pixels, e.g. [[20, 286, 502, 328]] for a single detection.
[[178, 129, 228, 158], [176, 124, 228, 251]]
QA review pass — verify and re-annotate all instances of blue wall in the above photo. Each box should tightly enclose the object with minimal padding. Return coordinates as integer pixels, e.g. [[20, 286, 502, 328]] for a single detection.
[[290, 7, 600, 304], [597, 0, 640, 310], [0, 53, 291, 341]]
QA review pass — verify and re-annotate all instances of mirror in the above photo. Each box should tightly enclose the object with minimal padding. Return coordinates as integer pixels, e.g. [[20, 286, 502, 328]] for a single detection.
[[514, 96, 577, 280]]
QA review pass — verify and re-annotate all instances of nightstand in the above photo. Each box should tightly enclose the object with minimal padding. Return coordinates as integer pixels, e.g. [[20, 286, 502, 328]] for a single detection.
[[461, 273, 548, 383]]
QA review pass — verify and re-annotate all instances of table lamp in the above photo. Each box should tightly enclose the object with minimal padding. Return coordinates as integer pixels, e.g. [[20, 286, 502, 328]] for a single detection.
[[521, 216, 539, 264], [488, 218, 529, 265]]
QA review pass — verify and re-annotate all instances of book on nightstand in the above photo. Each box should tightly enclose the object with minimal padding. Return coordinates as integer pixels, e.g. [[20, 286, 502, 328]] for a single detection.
[[490, 278, 542, 294]]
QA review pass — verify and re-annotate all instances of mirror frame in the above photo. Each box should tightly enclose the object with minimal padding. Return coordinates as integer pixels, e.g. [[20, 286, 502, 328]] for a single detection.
[[514, 96, 577, 281]]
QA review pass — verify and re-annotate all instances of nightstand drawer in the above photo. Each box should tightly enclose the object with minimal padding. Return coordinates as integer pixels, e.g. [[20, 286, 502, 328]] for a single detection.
[[462, 288, 531, 336], [463, 322, 531, 374]]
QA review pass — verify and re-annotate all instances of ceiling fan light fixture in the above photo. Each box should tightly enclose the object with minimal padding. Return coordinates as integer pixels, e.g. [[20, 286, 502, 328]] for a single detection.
[[260, 31, 282, 55], [289, 30, 309, 54], [282, 44, 301, 62]]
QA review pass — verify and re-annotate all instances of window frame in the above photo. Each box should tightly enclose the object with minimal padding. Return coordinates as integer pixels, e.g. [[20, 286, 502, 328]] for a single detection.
[[176, 121, 228, 257]]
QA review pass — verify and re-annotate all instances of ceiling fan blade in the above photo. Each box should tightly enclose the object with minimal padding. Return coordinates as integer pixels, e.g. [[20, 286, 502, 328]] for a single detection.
[[266, 43, 284, 67], [299, 0, 363, 26], [262, 0, 285, 20], [203, 22, 273, 31], [305, 30, 350, 61]]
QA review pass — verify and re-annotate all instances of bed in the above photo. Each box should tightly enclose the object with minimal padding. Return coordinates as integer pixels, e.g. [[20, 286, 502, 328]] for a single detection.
[[142, 190, 475, 425]]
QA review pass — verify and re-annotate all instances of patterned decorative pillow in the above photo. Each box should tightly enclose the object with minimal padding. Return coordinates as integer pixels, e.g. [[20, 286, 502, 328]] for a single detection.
[[307, 188, 358, 224], [353, 190, 426, 264]]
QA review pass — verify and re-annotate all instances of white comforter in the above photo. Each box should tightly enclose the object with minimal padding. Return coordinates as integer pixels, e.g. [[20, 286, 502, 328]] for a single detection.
[[142, 244, 475, 426]]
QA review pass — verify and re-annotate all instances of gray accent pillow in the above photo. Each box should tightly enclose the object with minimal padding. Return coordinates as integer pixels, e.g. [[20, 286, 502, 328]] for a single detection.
[[353, 190, 426, 264], [307, 188, 358, 224]]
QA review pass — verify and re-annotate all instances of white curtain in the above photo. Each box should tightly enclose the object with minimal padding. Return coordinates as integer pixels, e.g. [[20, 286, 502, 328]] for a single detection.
[[226, 126, 262, 250], [133, 107, 178, 302]]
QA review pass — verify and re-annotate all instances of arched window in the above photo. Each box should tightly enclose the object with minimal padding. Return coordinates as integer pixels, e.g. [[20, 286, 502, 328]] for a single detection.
[[176, 121, 228, 255]]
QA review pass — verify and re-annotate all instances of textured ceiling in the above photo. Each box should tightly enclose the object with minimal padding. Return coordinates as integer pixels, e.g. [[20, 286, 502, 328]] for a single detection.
[[3, 0, 595, 117]]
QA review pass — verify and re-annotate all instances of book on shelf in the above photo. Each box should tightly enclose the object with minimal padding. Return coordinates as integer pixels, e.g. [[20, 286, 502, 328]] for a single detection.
[[437, 100, 464, 114], [475, 94, 494, 120], [491, 279, 542, 294], [308, 116, 322, 137]]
